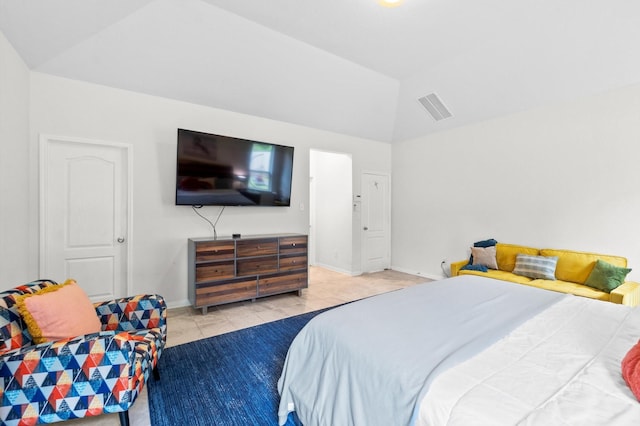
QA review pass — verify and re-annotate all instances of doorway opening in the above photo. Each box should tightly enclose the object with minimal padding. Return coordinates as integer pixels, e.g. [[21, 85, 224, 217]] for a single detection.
[[309, 150, 353, 274]]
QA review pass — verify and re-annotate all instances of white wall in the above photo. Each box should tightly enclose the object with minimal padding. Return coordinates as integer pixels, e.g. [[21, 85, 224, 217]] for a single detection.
[[310, 150, 353, 274], [27, 72, 392, 306], [392, 84, 640, 281], [0, 32, 33, 284]]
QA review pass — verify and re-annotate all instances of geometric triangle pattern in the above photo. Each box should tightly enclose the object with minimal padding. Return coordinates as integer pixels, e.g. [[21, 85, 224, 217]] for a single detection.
[[95, 294, 167, 342], [0, 280, 60, 354], [0, 283, 167, 425]]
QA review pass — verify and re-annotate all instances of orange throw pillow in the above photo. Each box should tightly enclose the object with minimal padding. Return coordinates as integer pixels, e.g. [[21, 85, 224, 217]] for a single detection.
[[16, 280, 102, 344], [622, 339, 640, 401]]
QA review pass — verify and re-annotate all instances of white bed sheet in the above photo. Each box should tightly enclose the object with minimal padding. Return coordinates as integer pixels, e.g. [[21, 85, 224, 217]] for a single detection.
[[417, 295, 640, 425]]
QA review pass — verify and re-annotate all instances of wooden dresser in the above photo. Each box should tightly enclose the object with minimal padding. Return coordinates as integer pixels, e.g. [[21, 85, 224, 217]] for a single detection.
[[188, 234, 308, 314]]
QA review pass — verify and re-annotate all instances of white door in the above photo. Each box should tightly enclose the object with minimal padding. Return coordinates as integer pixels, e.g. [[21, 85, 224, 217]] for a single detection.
[[40, 135, 131, 301], [361, 172, 391, 273]]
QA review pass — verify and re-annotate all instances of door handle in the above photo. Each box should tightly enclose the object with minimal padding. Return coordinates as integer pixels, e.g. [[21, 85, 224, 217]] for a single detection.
[[363, 227, 368, 231], [117, 237, 125, 243]]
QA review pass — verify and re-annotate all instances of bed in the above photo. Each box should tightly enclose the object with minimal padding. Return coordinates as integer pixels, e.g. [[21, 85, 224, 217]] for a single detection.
[[277, 275, 640, 425]]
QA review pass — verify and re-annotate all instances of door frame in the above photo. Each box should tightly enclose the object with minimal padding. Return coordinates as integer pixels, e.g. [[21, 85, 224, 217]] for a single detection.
[[360, 170, 391, 273], [39, 134, 134, 296]]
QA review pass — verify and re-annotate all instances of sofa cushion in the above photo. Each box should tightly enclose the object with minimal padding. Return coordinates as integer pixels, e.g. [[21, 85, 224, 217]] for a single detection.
[[527, 279, 610, 301], [471, 246, 498, 269], [496, 243, 540, 272], [513, 254, 559, 280], [17, 280, 102, 344], [584, 259, 632, 293], [458, 269, 535, 285], [540, 249, 627, 285]]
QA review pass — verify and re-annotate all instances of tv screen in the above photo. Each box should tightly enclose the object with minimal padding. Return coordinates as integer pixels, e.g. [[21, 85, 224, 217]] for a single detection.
[[175, 129, 294, 206]]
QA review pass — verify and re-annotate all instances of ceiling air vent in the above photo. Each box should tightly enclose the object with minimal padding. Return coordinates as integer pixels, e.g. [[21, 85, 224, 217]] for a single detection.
[[418, 93, 452, 121]]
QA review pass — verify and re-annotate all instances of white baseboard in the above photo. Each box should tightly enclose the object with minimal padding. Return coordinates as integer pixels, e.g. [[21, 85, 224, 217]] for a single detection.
[[390, 265, 444, 281], [311, 263, 359, 276], [166, 298, 191, 309]]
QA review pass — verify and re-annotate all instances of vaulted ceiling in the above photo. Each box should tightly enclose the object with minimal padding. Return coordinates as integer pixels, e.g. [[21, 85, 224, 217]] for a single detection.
[[2, 0, 640, 143]]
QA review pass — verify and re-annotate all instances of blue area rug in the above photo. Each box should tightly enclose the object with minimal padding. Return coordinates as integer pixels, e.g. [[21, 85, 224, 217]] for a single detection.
[[147, 308, 330, 425]]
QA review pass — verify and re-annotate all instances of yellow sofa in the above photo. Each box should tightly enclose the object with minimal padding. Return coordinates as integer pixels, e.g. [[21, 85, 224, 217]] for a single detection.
[[451, 243, 640, 307]]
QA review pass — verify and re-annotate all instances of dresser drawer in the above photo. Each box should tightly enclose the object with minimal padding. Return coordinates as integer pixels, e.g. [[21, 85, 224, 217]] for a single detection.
[[279, 236, 307, 255], [279, 255, 307, 272], [258, 272, 308, 297], [195, 241, 235, 262], [195, 278, 257, 306], [236, 239, 278, 257], [195, 261, 235, 282], [237, 256, 278, 276]]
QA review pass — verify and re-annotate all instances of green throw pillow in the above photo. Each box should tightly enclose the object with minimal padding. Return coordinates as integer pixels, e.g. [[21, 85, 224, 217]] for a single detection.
[[584, 259, 632, 293]]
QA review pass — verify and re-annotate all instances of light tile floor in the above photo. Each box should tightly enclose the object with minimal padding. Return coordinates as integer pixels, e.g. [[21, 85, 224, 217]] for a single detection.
[[67, 267, 428, 425]]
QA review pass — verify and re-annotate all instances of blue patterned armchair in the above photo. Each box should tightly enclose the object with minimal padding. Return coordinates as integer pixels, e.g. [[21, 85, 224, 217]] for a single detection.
[[0, 280, 167, 426]]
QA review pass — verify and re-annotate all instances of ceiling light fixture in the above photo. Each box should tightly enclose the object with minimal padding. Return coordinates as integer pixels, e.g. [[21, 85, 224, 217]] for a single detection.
[[378, 0, 404, 7]]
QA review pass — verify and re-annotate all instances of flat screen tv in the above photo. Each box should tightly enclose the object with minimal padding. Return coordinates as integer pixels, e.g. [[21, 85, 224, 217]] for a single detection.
[[175, 129, 294, 206]]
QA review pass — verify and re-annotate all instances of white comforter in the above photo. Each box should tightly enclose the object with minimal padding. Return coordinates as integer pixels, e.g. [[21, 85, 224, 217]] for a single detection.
[[417, 294, 640, 425]]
